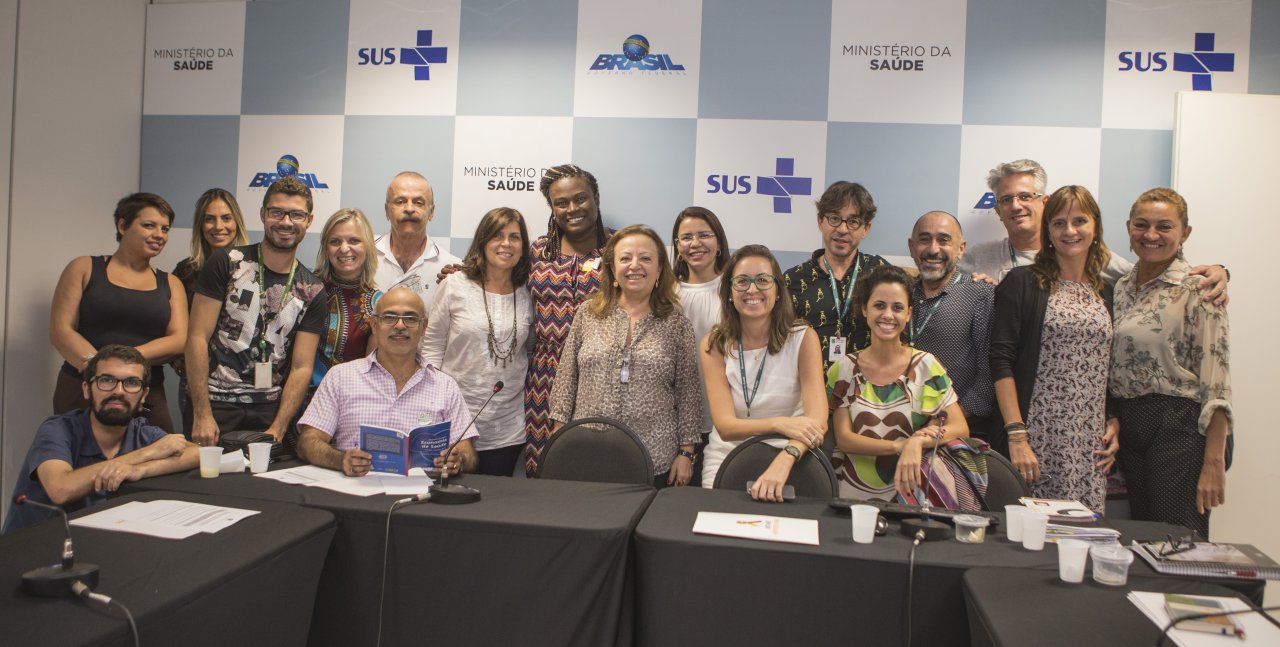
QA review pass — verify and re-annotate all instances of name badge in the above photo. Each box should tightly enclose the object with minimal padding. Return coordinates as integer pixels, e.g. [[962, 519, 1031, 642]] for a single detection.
[[254, 362, 272, 389], [828, 336, 847, 362]]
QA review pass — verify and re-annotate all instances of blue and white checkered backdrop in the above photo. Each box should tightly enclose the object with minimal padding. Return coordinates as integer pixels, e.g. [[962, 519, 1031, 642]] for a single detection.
[[140, 0, 1279, 272]]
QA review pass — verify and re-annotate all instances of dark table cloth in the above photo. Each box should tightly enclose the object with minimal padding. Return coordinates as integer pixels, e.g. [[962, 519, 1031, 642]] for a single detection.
[[1, 490, 335, 647], [633, 487, 1265, 647], [120, 464, 656, 647]]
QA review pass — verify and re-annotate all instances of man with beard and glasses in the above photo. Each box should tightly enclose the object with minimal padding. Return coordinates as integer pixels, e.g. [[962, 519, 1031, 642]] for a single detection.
[[906, 212, 1002, 454], [372, 171, 460, 312], [4, 345, 198, 533], [185, 176, 326, 448]]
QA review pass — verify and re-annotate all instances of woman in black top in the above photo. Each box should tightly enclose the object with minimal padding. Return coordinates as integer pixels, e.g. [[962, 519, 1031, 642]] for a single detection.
[[49, 193, 188, 432]]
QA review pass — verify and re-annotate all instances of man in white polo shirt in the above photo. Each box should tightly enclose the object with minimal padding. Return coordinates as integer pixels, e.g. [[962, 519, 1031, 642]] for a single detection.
[[373, 171, 461, 311]]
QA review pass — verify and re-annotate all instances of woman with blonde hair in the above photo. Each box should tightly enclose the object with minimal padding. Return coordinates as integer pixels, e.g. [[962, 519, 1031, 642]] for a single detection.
[[991, 185, 1119, 513], [311, 208, 381, 386], [550, 224, 705, 487]]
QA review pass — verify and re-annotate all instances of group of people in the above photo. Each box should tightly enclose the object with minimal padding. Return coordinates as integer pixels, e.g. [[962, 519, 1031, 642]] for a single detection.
[[6, 158, 1233, 540]]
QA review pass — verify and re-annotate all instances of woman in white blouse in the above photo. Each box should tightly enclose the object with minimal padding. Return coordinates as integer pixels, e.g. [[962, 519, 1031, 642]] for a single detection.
[[700, 245, 827, 501], [424, 207, 533, 476]]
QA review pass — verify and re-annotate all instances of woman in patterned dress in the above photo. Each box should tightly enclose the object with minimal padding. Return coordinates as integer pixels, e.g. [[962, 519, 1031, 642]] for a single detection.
[[1110, 188, 1230, 537], [311, 208, 381, 388], [991, 186, 1119, 514], [549, 225, 705, 487], [828, 265, 970, 503], [524, 164, 613, 476]]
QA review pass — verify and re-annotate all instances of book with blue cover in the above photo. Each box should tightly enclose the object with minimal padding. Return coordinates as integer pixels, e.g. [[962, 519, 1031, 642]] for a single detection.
[[360, 422, 451, 475]]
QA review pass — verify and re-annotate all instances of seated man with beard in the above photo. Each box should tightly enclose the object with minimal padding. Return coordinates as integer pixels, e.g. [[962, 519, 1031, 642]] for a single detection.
[[3, 344, 198, 533]]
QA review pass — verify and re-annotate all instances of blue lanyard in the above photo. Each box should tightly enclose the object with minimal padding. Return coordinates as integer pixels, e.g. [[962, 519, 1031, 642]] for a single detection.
[[910, 271, 961, 344], [822, 254, 861, 333], [737, 338, 767, 418]]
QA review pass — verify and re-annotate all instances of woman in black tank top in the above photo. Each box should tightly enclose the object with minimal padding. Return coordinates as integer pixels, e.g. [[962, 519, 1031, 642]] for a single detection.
[[49, 193, 190, 433]]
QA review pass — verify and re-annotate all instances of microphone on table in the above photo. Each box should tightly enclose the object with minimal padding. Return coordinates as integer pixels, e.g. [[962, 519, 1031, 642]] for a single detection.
[[15, 495, 101, 596], [899, 412, 952, 542], [1157, 604, 1280, 645], [426, 380, 503, 505]]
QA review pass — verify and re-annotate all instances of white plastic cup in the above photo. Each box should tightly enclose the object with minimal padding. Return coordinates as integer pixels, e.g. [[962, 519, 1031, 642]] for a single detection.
[[199, 446, 223, 479], [248, 442, 272, 473], [1090, 544, 1135, 586], [1004, 505, 1026, 542], [1020, 511, 1050, 550], [1056, 539, 1090, 583], [953, 514, 990, 544], [850, 505, 878, 544]]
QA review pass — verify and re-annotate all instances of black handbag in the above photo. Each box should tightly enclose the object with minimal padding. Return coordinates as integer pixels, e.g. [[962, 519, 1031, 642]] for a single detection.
[[218, 430, 289, 462]]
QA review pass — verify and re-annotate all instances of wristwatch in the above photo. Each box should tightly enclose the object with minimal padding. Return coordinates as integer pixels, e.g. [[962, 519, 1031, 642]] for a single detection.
[[677, 449, 696, 461], [783, 445, 803, 461]]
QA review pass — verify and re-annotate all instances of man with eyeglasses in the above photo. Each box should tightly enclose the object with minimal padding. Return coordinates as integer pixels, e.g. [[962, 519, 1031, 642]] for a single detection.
[[297, 287, 477, 476], [783, 181, 891, 372], [960, 159, 1229, 303], [373, 171, 461, 312], [4, 345, 199, 533], [185, 176, 326, 448]]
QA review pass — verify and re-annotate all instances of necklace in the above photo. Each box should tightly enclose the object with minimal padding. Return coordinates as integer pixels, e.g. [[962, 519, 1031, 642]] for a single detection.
[[482, 283, 518, 367]]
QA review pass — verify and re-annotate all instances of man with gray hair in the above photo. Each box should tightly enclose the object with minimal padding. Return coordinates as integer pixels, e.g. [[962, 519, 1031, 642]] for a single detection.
[[373, 171, 461, 311], [906, 211, 1002, 453], [959, 159, 1228, 303]]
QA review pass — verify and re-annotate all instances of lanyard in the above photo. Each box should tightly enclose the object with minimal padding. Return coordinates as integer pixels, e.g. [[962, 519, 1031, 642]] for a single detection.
[[910, 271, 961, 344], [822, 254, 861, 333], [737, 338, 767, 417], [256, 244, 299, 359]]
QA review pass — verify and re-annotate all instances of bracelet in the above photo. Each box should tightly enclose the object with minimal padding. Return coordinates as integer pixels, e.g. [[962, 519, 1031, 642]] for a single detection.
[[1004, 421, 1028, 432]]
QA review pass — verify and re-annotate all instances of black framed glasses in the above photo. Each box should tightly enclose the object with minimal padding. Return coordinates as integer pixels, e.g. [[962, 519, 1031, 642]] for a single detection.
[[89, 374, 145, 393], [377, 313, 423, 328], [1158, 534, 1196, 557], [264, 207, 310, 223], [731, 274, 777, 292], [821, 214, 865, 230]]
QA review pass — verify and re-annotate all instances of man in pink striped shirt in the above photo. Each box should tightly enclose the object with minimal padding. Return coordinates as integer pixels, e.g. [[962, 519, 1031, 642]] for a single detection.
[[296, 288, 477, 476]]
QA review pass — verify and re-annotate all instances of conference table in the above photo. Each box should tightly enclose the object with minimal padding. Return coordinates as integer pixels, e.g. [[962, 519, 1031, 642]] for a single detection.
[[119, 463, 656, 647], [632, 487, 1266, 647], [962, 567, 1259, 647], [1, 490, 335, 647]]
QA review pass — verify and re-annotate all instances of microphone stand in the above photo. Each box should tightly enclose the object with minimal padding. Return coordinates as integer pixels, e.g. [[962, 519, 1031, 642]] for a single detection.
[[426, 381, 504, 504], [15, 496, 101, 596], [900, 412, 952, 542]]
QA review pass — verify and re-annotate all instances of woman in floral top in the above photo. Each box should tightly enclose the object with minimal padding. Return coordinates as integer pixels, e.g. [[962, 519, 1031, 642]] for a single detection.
[[550, 225, 705, 487], [1109, 188, 1231, 538]]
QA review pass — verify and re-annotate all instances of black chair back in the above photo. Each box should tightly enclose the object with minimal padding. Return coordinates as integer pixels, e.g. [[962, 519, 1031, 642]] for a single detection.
[[978, 446, 1028, 511], [537, 417, 654, 486], [712, 434, 838, 499]]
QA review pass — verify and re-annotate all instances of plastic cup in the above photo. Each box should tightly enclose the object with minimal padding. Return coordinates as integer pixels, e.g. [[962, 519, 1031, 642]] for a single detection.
[[1056, 539, 1090, 583], [199, 446, 223, 478], [1004, 505, 1026, 542], [248, 442, 272, 473], [1020, 511, 1050, 550], [1090, 544, 1134, 586], [850, 505, 879, 544], [953, 514, 990, 544]]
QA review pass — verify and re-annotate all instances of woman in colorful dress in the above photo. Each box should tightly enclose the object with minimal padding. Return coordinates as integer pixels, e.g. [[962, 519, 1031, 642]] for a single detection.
[[172, 188, 249, 434], [1110, 188, 1230, 537], [700, 245, 826, 500], [550, 225, 705, 487], [311, 208, 381, 387], [425, 207, 533, 477], [828, 265, 970, 503], [991, 185, 1119, 514], [672, 206, 730, 485], [524, 164, 613, 476], [49, 193, 188, 433]]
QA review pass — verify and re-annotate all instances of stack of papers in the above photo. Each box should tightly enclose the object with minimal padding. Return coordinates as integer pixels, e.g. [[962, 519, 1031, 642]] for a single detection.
[[253, 464, 435, 497], [691, 511, 820, 546], [1019, 497, 1101, 522], [1128, 590, 1279, 646], [1045, 523, 1122, 544], [70, 500, 259, 539]]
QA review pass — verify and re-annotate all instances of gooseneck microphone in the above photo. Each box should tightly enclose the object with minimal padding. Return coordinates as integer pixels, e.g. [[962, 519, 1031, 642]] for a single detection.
[[899, 412, 952, 542], [427, 380, 503, 504], [15, 495, 101, 597]]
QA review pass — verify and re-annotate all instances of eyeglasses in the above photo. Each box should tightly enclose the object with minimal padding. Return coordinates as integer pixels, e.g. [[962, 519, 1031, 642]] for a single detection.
[[677, 231, 717, 244], [377, 313, 423, 328], [731, 274, 777, 292], [89, 374, 145, 393], [264, 208, 310, 223], [995, 192, 1043, 208], [821, 214, 865, 230], [1158, 534, 1196, 557]]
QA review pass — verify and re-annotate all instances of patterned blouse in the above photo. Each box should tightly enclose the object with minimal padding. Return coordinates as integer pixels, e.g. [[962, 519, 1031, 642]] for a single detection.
[[312, 280, 381, 387], [1109, 258, 1232, 434], [549, 304, 706, 475], [826, 349, 958, 501]]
